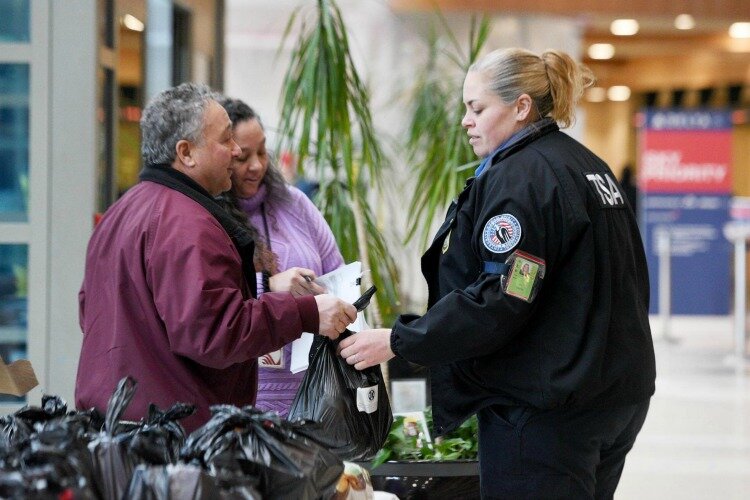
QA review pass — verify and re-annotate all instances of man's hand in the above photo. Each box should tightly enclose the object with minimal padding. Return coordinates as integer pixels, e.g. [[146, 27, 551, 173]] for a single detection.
[[315, 295, 357, 339], [338, 328, 395, 369], [270, 267, 326, 296]]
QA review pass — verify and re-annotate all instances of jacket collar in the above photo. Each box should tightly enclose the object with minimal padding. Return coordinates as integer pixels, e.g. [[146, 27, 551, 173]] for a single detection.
[[475, 118, 559, 177], [139, 163, 257, 296]]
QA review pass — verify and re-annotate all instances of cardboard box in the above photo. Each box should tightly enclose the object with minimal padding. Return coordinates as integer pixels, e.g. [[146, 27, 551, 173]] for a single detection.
[[0, 356, 38, 396]]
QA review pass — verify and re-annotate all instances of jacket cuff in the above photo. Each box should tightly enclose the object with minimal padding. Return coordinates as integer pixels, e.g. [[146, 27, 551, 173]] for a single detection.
[[391, 313, 420, 359], [390, 327, 403, 359], [295, 295, 319, 334]]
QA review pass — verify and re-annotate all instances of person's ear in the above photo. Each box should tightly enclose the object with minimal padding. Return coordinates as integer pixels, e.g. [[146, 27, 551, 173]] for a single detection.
[[515, 94, 533, 122], [175, 139, 195, 167]]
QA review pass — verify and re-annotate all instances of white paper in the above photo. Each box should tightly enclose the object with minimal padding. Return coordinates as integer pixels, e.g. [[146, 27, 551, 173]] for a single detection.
[[289, 261, 370, 373], [290, 333, 314, 374], [314, 261, 362, 300]]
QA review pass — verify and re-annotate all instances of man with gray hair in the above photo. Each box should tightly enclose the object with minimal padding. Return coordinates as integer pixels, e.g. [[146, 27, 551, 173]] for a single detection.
[[75, 83, 356, 431]]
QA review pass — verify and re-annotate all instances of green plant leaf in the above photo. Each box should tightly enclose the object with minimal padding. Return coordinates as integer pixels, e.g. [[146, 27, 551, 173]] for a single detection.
[[371, 407, 478, 465], [403, 14, 491, 249], [277, 0, 399, 325]]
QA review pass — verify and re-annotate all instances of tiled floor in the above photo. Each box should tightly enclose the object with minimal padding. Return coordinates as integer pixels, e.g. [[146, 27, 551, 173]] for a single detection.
[[616, 316, 750, 499]]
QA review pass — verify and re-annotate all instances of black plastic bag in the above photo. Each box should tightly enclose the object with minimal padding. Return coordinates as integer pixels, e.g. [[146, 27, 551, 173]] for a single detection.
[[14, 447, 100, 499], [181, 405, 343, 499], [0, 414, 32, 457], [0, 393, 103, 499], [250, 410, 343, 499], [128, 402, 195, 465], [26, 415, 103, 499], [0, 471, 27, 498], [288, 331, 393, 461], [0, 394, 75, 467], [87, 376, 140, 499], [127, 463, 261, 499], [13, 394, 69, 425]]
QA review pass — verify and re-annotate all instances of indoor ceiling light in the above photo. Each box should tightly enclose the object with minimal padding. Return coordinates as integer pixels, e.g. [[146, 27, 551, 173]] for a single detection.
[[588, 43, 615, 60], [586, 87, 607, 103], [122, 14, 144, 32], [607, 86, 631, 101], [610, 19, 639, 36], [674, 14, 695, 31], [729, 22, 750, 39]]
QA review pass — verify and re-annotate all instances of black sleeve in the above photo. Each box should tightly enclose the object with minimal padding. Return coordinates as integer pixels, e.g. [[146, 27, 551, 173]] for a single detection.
[[391, 157, 574, 366]]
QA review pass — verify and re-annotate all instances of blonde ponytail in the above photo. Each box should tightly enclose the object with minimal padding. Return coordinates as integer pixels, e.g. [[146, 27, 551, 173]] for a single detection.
[[541, 50, 595, 128], [470, 47, 595, 129]]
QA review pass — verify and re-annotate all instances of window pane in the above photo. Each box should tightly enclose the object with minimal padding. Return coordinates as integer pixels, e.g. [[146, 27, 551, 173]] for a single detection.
[[0, 244, 27, 403], [0, 0, 30, 42], [97, 67, 116, 211], [0, 64, 29, 222]]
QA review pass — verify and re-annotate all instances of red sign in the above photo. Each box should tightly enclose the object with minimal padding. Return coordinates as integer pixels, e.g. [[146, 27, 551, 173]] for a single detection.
[[639, 130, 732, 193]]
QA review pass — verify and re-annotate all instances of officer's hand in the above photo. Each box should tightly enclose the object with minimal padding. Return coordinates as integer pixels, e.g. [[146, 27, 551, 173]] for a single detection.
[[314, 295, 357, 340], [269, 267, 326, 296], [338, 328, 395, 370]]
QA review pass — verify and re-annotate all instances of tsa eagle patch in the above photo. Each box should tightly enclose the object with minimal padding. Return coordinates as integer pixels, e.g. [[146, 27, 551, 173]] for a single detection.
[[482, 214, 522, 253]]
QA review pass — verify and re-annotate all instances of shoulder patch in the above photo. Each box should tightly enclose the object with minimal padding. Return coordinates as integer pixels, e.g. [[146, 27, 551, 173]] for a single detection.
[[584, 172, 626, 208], [482, 214, 522, 253]]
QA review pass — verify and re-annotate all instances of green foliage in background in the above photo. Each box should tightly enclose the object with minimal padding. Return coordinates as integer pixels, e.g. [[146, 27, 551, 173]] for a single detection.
[[278, 0, 398, 324], [372, 407, 479, 467], [404, 14, 491, 248], [315, 179, 399, 321]]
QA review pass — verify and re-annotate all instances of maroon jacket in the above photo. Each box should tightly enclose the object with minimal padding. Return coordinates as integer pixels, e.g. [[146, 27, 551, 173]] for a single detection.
[[75, 181, 318, 432]]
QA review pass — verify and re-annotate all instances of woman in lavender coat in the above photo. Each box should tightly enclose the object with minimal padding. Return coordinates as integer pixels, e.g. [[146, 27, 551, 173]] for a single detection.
[[218, 97, 344, 416]]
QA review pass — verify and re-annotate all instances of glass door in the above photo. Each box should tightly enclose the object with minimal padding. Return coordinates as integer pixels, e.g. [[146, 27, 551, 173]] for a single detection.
[[0, 0, 35, 406]]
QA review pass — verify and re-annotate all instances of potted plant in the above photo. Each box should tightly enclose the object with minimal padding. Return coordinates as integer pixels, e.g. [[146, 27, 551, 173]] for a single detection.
[[277, 0, 398, 327], [363, 408, 480, 499], [404, 14, 490, 247]]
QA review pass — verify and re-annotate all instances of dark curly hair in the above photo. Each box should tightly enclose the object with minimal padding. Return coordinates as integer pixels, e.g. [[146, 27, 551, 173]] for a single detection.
[[215, 97, 291, 275], [215, 191, 279, 275]]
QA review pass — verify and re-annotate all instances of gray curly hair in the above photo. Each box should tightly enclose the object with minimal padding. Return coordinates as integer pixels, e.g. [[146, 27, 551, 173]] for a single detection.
[[140, 82, 221, 166]]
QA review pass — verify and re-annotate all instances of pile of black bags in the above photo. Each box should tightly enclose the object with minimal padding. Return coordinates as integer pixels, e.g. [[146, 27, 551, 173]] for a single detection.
[[0, 334, 395, 500], [0, 377, 345, 499]]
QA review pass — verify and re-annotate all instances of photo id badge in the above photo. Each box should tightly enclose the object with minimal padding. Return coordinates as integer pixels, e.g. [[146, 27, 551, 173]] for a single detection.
[[501, 250, 546, 303]]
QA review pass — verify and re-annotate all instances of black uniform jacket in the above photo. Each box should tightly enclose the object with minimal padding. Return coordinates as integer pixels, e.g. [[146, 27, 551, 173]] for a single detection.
[[391, 119, 656, 435]]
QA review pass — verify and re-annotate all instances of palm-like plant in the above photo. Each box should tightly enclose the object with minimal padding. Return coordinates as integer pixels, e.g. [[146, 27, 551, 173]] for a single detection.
[[404, 15, 491, 248], [277, 0, 398, 326]]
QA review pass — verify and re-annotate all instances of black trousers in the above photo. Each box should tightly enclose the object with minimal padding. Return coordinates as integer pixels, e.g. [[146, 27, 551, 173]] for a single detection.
[[477, 400, 650, 499]]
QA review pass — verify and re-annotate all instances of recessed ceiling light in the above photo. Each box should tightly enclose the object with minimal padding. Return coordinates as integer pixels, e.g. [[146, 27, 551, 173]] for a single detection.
[[608, 86, 631, 101], [588, 43, 615, 60], [586, 87, 607, 103], [729, 22, 750, 39], [674, 14, 695, 31], [122, 14, 144, 32], [610, 19, 639, 36]]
